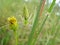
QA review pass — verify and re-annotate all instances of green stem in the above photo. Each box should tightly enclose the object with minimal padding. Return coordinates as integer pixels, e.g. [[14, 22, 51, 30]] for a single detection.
[[14, 31, 18, 45], [24, 19, 28, 25], [27, 0, 46, 45], [32, 15, 48, 45], [48, 0, 56, 13], [45, 0, 56, 45]]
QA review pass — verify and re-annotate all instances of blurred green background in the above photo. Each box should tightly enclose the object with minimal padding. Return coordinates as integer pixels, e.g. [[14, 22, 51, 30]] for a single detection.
[[0, 0, 60, 45]]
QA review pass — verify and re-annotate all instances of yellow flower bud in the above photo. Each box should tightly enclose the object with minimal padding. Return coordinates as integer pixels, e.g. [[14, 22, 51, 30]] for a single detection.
[[8, 16, 17, 24], [8, 16, 18, 31]]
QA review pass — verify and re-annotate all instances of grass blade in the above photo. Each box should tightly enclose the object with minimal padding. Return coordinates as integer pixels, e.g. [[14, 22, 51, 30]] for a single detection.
[[32, 15, 48, 45], [27, 0, 46, 45], [45, 0, 56, 45], [48, 0, 56, 13]]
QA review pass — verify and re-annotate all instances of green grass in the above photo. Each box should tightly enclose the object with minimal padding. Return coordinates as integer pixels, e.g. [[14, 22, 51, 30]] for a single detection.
[[0, 0, 60, 45]]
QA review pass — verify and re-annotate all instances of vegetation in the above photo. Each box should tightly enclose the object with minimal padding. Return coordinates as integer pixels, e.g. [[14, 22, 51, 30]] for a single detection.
[[0, 0, 60, 45]]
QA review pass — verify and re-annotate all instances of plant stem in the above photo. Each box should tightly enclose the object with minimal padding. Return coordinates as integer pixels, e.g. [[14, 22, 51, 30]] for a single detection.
[[27, 0, 46, 45], [48, 0, 56, 13], [14, 31, 18, 45], [32, 15, 48, 45], [45, 0, 56, 45]]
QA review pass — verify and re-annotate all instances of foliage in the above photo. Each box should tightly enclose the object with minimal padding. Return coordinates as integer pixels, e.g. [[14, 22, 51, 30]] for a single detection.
[[0, 0, 60, 45]]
